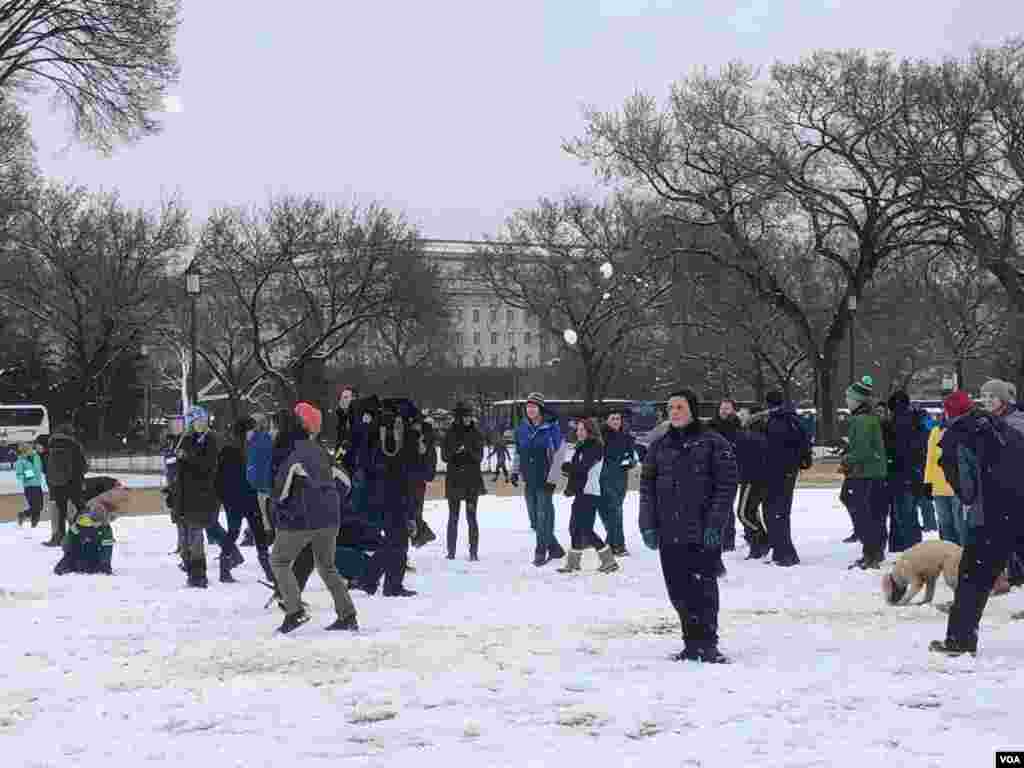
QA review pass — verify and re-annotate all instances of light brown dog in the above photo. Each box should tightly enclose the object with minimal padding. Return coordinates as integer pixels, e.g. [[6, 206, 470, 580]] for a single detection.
[[881, 540, 1011, 606]]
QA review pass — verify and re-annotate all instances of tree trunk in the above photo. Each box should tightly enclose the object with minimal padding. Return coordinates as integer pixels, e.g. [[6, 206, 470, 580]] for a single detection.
[[815, 352, 839, 444]]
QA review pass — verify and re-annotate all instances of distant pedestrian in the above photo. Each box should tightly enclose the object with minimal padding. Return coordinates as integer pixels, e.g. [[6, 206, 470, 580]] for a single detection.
[[14, 443, 44, 527], [43, 424, 87, 547]]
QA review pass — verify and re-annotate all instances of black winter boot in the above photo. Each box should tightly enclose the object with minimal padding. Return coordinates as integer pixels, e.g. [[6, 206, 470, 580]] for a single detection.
[[548, 540, 566, 561], [219, 556, 236, 583], [189, 558, 208, 588], [325, 613, 359, 632], [447, 513, 458, 560], [468, 524, 479, 562]]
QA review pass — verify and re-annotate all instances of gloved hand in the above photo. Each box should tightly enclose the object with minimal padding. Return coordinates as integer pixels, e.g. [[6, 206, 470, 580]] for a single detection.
[[407, 519, 418, 538], [510, 473, 519, 487], [703, 527, 722, 550], [544, 482, 556, 494], [641, 529, 659, 550]]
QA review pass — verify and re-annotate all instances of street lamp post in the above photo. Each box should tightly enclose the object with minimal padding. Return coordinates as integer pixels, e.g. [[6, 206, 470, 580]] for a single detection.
[[186, 268, 201, 411], [508, 345, 518, 428], [847, 295, 857, 385]]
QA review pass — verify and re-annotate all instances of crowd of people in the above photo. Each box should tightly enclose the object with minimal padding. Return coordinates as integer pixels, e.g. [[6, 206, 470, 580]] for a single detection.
[[10, 374, 1024, 659]]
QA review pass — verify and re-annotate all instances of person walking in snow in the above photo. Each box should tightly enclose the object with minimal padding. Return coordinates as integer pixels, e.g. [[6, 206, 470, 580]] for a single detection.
[[14, 442, 45, 527], [599, 408, 636, 557], [886, 391, 926, 553], [709, 400, 744, 553], [488, 441, 511, 483], [269, 402, 359, 634], [245, 413, 275, 543], [639, 389, 738, 664], [930, 381, 1024, 656], [42, 423, 87, 547], [730, 409, 770, 560], [442, 402, 485, 561], [840, 376, 889, 570], [174, 406, 221, 588], [511, 393, 567, 567], [559, 418, 619, 574]]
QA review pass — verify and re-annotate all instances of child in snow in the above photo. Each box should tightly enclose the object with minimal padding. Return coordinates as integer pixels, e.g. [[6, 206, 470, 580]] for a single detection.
[[54, 479, 128, 575], [14, 443, 45, 527]]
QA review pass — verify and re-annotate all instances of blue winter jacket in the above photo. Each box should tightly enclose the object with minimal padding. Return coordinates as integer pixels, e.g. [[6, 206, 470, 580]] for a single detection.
[[638, 422, 738, 546], [760, 403, 808, 479], [272, 438, 341, 531], [512, 417, 563, 488], [600, 428, 636, 497], [246, 430, 273, 494]]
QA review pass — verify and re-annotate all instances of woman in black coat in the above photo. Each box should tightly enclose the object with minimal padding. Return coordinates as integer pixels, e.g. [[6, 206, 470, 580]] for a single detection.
[[441, 403, 485, 560]]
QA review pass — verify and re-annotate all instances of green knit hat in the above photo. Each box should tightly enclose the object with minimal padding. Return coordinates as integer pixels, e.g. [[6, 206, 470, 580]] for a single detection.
[[846, 375, 874, 404]]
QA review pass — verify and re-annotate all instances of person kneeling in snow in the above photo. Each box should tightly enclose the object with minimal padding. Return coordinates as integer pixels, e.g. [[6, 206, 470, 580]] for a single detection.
[[639, 389, 738, 664], [54, 478, 128, 575]]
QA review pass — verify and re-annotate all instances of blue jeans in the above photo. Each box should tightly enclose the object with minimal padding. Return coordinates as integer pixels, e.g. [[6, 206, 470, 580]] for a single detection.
[[916, 496, 938, 531], [932, 495, 965, 546], [524, 484, 559, 555]]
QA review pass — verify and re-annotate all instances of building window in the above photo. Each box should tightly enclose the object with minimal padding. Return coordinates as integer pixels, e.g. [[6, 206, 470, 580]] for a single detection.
[[472, 308, 480, 323], [455, 332, 464, 346], [540, 335, 549, 354], [491, 353, 498, 367], [456, 308, 464, 323], [506, 332, 514, 345], [491, 332, 498, 345], [489, 307, 498, 323], [507, 309, 515, 325], [525, 354, 533, 368], [473, 331, 480, 345], [524, 332, 532, 346]]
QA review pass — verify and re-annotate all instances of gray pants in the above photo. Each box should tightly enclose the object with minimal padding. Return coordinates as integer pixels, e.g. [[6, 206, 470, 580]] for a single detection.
[[182, 525, 206, 560], [271, 527, 356, 620]]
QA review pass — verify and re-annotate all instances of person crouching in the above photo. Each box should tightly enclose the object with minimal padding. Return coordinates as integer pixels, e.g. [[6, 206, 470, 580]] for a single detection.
[[269, 402, 359, 634], [559, 418, 619, 574], [54, 480, 128, 575]]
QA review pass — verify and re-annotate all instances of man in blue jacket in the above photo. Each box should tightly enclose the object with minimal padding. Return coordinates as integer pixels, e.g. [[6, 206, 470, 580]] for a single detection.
[[512, 393, 567, 566], [639, 389, 738, 663]]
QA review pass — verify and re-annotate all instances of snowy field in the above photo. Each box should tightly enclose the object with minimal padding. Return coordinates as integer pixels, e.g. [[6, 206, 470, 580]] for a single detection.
[[0, 470, 164, 496], [2, 489, 1022, 767]]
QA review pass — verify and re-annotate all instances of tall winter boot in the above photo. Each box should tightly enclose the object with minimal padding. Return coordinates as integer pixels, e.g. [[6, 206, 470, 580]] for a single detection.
[[446, 515, 458, 560], [548, 539, 566, 561], [557, 549, 583, 573], [597, 546, 620, 573], [219, 555, 236, 583], [190, 558, 209, 589], [468, 524, 479, 562]]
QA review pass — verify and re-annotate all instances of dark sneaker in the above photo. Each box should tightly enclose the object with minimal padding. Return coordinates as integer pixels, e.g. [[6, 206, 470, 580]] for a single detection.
[[350, 580, 378, 596], [773, 555, 800, 567], [843, 533, 859, 543], [928, 639, 976, 657], [383, 587, 418, 597], [697, 647, 730, 664], [325, 614, 359, 632], [278, 610, 311, 634]]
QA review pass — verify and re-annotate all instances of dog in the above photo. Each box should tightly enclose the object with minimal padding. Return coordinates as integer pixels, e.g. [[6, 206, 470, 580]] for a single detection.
[[881, 540, 1011, 606]]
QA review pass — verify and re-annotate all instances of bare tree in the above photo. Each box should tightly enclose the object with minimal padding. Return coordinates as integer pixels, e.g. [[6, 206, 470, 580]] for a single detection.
[[0, 183, 189, 417], [200, 197, 419, 404], [0, 99, 36, 229], [0, 0, 182, 150], [475, 193, 677, 410], [566, 51, 937, 440]]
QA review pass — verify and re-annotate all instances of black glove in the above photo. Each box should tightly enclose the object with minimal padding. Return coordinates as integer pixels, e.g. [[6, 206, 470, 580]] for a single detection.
[[544, 482, 556, 494]]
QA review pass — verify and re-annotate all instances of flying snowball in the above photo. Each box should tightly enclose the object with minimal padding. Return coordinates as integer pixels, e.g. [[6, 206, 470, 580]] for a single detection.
[[600, 261, 614, 279], [563, 328, 578, 346]]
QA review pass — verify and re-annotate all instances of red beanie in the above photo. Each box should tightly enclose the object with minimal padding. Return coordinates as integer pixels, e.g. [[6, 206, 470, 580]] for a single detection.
[[943, 390, 972, 419], [294, 402, 323, 434]]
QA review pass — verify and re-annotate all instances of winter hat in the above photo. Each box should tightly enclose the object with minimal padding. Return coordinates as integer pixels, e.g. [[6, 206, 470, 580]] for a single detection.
[[980, 379, 1013, 404], [765, 391, 784, 408], [668, 389, 700, 421], [845, 375, 875, 404], [526, 392, 545, 408], [943, 390, 973, 420], [887, 390, 910, 411], [294, 401, 323, 435], [185, 406, 209, 426]]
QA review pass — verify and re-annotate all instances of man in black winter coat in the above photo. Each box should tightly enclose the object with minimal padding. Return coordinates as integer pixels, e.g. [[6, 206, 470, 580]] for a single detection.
[[753, 392, 809, 567], [886, 391, 925, 553], [639, 390, 738, 663], [713, 407, 769, 558], [43, 425, 88, 547]]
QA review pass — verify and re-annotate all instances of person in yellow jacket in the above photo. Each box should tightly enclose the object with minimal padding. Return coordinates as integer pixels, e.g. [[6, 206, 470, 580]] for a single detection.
[[924, 392, 970, 546]]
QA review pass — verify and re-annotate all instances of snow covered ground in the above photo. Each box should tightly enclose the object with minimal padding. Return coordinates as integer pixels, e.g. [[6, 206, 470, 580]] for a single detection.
[[2, 489, 1022, 767], [0, 470, 164, 496]]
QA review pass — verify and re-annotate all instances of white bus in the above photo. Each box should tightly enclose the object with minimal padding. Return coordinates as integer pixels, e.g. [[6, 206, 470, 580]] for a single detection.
[[0, 404, 51, 464]]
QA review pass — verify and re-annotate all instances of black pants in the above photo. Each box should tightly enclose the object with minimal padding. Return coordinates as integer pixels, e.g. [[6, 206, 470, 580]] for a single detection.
[[946, 520, 1024, 648], [764, 472, 799, 562], [493, 464, 509, 482], [447, 494, 479, 557], [736, 482, 767, 543], [569, 494, 604, 551], [659, 540, 721, 648], [846, 478, 887, 562], [23, 486, 43, 525], [50, 484, 83, 541], [378, 521, 410, 592], [223, 494, 271, 561]]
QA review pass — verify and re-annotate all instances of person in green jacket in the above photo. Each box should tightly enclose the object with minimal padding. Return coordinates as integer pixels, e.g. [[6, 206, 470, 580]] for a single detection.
[[840, 376, 888, 570], [14, 443, 45, 527]]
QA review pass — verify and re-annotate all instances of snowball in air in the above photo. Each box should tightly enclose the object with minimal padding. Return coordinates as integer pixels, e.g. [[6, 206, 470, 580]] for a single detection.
[[600, 262, 614, 279], [563, 329, 578, 346]]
